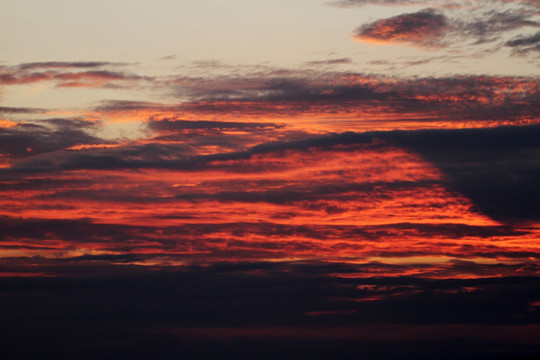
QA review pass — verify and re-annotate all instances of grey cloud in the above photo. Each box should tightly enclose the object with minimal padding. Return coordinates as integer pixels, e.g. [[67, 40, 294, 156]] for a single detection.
[[94, 100, 161, 112], [16, 61, 128, 70], [0, 106, 46, 114], [455, 9, 540, 44], [505, 31, 540, 54]]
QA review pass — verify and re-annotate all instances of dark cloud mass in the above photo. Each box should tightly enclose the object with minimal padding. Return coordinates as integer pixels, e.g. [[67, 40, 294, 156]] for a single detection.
[[0, 263, 538, 359], [0, 118, 106, 158], [506, 31, 540, 54], [148, 118, 283, 132], [353, 9, 447, 47], [384, 125, 540, 222], [154, 73, 539, 124]]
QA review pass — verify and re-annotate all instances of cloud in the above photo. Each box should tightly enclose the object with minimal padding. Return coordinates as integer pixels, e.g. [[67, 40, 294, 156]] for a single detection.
[[2, 122, 539, 223], [505, 31, 540, 54], [0, 71, 51, 86], [0, 261, 538, 358], [53, 70, 142, 88], [455, 9, 540, 44], [148, 118, 283, 132], [167, 73, 539, 125], [383, 125, 540, 222], [79, 71, 538, 130], [0, 64, 145, 88], [305, 58, 353, 66], [345, 1, 540, 56], [1, 116, 538, 360], [0, 118, 107, 158], [16, 61, 127, 70], [94, 99, 162, 112], [0, 106, 46, 114], [353, 9, 448, 47], [352, 7, 540, 48], [2, 214, 526, 259], [145, 118, 289, 152]]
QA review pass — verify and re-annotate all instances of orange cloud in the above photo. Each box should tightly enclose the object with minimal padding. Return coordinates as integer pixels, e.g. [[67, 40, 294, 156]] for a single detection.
[[0, 119, 18, 129]]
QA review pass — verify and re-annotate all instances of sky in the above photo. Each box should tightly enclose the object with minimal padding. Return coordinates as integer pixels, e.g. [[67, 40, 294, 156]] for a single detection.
[[1, 1, 539, 359]]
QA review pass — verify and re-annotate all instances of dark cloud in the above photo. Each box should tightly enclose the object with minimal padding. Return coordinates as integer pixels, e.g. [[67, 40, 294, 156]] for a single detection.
[[305, 58, 353, 66], [0, 263, 538, 358], [0, 130, 366, 173], [159, 54, 177, 60], [164, 73, 539, 124], [0, 118, 106, 158], [382, 125, 540, 222], [2, 215, 527, 253], [0, 64, 145, 88], [1, 261, 538, 326], [145, 118, 291, 152], [353, 9, 448, 47], [82, 72, 539, 128], [148, 118, 283, 132], [94, 99, 161, 112], [455, 9, 540, 44], [0, 106, 46, 114], [53, 70, 142, 88], [352, 7, 539, 48], [506, 31, 540, 54], [16, 61, 127, 70], [0, 71, 51, 86], [366, 54, 465, 71]]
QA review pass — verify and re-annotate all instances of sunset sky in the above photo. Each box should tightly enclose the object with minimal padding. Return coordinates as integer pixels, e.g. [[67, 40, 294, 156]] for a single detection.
[[1, 1, 539, 359]]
